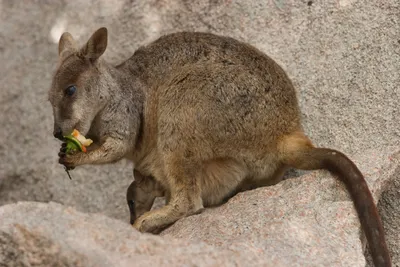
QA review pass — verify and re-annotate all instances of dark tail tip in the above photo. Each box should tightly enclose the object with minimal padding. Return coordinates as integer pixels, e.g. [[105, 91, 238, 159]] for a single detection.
[[318, 149, 391, 267]]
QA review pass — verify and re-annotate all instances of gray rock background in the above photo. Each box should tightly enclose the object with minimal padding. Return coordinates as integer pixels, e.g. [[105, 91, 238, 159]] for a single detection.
[[0, 0, 399, 266]]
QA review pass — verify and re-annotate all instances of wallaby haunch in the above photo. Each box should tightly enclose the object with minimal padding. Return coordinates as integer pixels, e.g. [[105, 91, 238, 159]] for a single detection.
[[49, 27, 391, 267]]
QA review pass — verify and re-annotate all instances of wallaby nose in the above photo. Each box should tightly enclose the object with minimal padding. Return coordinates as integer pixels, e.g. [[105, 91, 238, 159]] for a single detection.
[[53, 128, 63, 140]]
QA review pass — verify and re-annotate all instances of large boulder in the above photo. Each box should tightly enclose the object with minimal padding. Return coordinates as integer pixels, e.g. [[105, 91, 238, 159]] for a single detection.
[[0, 202, 252, 267], [161, 146, 400, 266]]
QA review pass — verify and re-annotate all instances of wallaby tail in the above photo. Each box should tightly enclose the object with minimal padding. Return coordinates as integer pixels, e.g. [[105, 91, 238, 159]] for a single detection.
[[279, 133, 391, 267]]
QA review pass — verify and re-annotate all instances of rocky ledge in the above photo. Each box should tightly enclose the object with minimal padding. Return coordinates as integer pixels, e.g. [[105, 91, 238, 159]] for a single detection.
[[1, 146, 399, 267]]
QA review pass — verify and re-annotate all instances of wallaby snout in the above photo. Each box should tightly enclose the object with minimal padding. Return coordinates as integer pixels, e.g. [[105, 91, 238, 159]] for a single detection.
[[51, 111, 77, 140], [53, 127, 63, 140]]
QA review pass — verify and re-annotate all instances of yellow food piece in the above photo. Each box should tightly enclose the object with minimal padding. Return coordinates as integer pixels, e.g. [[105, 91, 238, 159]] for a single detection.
[[71, 129, 93, 147]]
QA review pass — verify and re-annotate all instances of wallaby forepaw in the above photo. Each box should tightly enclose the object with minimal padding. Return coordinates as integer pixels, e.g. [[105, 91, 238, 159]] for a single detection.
[[58, 145, 84, 168]]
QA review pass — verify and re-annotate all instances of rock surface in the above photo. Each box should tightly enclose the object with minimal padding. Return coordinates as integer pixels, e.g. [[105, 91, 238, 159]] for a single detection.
[[0, 0, 399, 266], [162, 146, 400, 267], [1, 147, 399, 266], [0, 202, 253, 267]]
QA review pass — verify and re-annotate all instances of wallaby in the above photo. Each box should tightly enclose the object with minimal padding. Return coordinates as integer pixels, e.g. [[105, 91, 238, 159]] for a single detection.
[[49, 27, 391, 267]]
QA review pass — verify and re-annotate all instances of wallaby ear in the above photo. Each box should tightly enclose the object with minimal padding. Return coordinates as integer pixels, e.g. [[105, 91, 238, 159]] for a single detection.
[[58, 32, 77, 56], [80, 27, 108, 61]]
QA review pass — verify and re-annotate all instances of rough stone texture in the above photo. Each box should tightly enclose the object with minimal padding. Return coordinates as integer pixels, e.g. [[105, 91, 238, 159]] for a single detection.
[[0, 202, 259, 267], [0, 0, 399, 266], [162, 146, 400, 267], [0, 147, 399, 266], [0, 227, 86, 267], [367, 167, 400, 266]]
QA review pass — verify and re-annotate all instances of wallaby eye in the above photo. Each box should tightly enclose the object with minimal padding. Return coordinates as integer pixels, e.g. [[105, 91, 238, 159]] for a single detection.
[[65, 85, 77, 96]]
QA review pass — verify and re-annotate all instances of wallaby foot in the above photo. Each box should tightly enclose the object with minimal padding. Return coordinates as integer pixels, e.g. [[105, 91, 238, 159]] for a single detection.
[[132, 200, 204, 233], [132, 201, 202, 233]]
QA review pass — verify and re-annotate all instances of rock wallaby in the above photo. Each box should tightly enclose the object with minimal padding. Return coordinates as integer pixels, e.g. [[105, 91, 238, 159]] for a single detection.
[[49, 27, 391, 267]]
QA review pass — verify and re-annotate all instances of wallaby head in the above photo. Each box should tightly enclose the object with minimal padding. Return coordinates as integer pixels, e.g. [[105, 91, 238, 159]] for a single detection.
[[48, 27, 112, 139]]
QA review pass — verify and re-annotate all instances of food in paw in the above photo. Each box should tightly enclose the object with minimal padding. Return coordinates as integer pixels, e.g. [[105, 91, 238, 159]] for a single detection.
[[63, 129, 93, 153]]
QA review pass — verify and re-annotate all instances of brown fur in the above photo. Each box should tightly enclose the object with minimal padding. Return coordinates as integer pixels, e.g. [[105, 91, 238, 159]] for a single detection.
[[49, 28, 391, 267]]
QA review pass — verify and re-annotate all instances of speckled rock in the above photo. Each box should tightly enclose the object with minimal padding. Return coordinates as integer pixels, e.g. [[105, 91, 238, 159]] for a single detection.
[[0, 202, 262, 267], [161, 146, 400, 266]]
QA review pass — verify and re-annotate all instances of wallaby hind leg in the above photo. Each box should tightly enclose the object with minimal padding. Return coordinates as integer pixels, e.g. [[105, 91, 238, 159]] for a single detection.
[[133, 157, 204, 234], [279, 132, 391, 267], [126, 170, 165, 224]]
